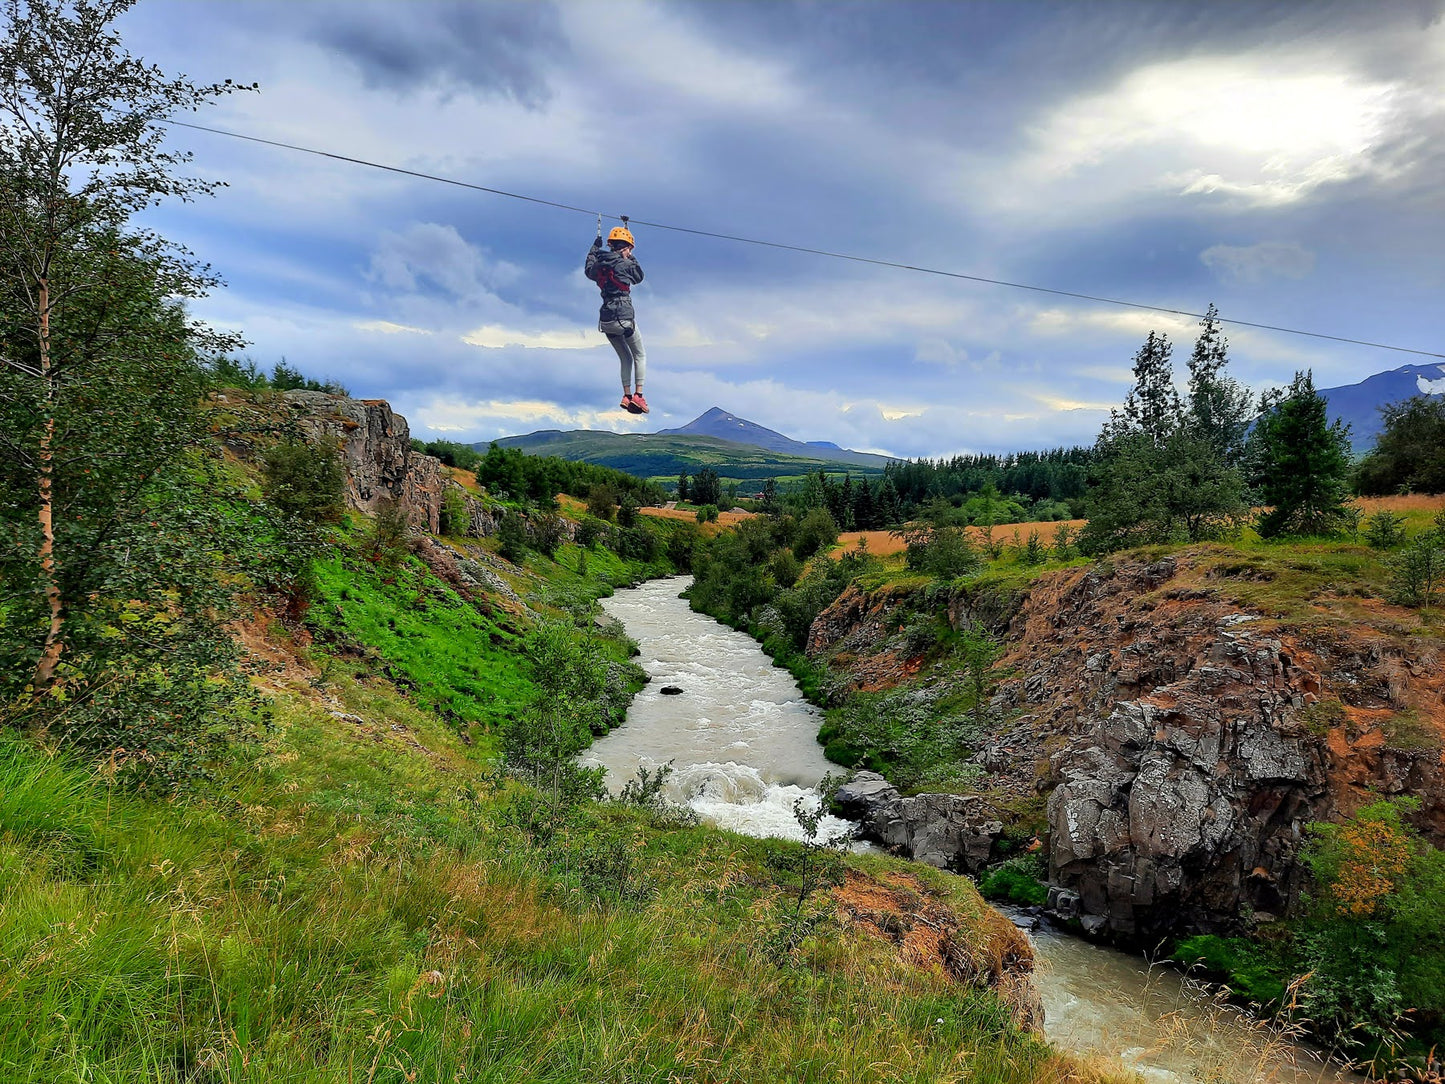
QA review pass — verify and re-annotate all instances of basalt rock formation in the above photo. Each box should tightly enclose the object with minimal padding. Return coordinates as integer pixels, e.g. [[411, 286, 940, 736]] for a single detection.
[[834, 771, 1003, 875], [810, 555, 1445, 944]]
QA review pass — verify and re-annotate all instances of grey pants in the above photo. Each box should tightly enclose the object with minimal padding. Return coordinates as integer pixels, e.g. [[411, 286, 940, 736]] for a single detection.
[[602, 323, 646, 390]]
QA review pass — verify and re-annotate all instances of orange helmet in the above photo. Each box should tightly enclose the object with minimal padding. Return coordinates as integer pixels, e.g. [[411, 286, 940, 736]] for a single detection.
[[607, 225, 635, 246]]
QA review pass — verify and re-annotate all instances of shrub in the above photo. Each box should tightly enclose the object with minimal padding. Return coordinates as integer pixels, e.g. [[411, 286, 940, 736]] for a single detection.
[[616, 492, 640, 528], [1389, 531, 1444, 609], [575, 516, 608, 549], [438, 485, 469, 536], [1023, 529, 1045, 565], [363, 502, 410, 573], [793, 507, 838, 561], [261, 437, 346, 525], [1297, 798, 1445, 1050], [497, 511, 528, 563], [1171, 935, 1287, 1005], [1052, 522, 1077, 560], [978, 856, 1049, 907], [665, 522, 699, 570], [1364, 511, 1407, 549], [527, 513, 567, 559]]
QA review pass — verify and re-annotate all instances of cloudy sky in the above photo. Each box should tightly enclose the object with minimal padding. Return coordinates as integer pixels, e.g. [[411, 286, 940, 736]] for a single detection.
[[121, 0, 1445, 457]]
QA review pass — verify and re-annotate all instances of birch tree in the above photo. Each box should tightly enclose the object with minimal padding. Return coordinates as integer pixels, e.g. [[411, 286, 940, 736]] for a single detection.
[[0, 0, 249, 691]]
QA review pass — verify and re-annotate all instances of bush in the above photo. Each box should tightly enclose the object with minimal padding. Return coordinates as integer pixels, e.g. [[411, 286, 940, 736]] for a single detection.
[[612, 525, 659, 562], [616, 492, 640, 528], [1390, 534, 1445, 608], [363, 502, 410, 573], [527, 513, 567, 560], [1170, 935, 1287, 1005], [575, 516, 608, 549], [438, 485, 469, 536], [497, 511, 528, 564], [665, 522, 699, 571], [1297, 798, 1445, 1050], [978, 856, 1049, 907], [261, 437, 345, 525], [586, 482, 619, 521], [695, 504, 719, 524], [1364, 511, 1407, 549], [899, 524, 980, 579], [793, 507, 838, 561]]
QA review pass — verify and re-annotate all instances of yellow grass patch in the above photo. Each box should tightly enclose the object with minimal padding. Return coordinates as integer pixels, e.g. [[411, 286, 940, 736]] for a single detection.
[[835, 520, 1088, 558]]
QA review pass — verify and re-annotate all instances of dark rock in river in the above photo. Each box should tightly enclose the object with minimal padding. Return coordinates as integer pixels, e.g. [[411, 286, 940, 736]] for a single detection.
[[660, 686, 684, 696]]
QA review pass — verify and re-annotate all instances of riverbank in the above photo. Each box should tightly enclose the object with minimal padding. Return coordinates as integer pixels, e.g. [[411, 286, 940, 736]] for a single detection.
[[592, 577, 1365, 1084], [3, 518, 1122, 1082]]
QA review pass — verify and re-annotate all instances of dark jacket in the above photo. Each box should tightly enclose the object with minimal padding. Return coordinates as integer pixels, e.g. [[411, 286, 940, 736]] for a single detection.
[[585, 239, 644, 324]]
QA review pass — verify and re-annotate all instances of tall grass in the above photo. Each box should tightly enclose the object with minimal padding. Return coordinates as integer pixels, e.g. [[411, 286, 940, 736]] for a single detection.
[[0, 686, 1113, 1083]]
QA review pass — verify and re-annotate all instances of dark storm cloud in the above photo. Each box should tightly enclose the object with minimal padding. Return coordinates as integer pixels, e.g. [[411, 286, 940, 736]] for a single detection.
[[308, 1, 568, 106]]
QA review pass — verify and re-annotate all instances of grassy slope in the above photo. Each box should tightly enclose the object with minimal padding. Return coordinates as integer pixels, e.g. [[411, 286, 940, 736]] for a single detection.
[[0, 517, 1115, 1083]]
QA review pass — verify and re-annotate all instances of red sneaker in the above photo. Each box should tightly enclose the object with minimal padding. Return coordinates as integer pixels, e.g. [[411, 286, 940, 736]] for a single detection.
[[630, 392, 649, 414], [620, 393, 634, 411]]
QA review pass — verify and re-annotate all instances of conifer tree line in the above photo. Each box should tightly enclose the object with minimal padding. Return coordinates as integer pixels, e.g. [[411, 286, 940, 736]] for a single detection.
[[1080, 304, 1354, 552], [415, 440, 667, 509]]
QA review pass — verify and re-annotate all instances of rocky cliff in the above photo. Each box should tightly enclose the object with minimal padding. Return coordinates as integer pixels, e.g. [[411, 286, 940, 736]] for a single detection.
[[209, 389, 498, 537], [813, 555, 1445, 944]]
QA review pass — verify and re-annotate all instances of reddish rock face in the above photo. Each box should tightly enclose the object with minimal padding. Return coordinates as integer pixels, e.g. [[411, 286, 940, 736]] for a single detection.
[[807, 555, 1445, 943]]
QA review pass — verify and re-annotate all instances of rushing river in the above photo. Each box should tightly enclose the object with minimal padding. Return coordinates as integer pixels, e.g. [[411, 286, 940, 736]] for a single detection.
[[583, 576, 851, 841], [586, 576, 1363, 1084]]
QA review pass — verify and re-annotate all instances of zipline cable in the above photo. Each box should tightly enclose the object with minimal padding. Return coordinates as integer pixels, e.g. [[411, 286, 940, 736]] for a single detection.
[[165, 118, 1444, 361]]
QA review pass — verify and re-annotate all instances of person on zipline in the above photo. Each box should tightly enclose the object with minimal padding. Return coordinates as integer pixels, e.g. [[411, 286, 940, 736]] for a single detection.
[[586, 222, 648, 414]]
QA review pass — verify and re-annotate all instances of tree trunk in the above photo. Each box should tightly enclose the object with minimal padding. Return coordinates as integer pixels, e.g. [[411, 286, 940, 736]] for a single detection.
[[33, 276, 65, 693]]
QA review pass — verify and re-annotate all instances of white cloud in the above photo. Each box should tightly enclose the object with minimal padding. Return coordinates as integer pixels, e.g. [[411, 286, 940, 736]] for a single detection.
[[1201, 242, 1316, 284], [915, 338, 967, 367], [877, 403, 925, 422], [354, 319, 432, 335], [558, 3, 801, 113], [462, 325, 594, 350], [995, 52, 1428, 215], [1030, 307, 1195, 340]]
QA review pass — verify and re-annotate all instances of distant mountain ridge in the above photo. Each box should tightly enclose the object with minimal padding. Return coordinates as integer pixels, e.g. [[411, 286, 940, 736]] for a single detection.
[[1318, 363, 1445, 452], [487, 407, 896, 484], [656, 408, 892, 469]]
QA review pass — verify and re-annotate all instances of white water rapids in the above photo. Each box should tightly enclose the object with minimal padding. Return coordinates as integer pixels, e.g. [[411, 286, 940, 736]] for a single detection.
[[583, 576, 852, 842], [585, 576, 1363, 1084]]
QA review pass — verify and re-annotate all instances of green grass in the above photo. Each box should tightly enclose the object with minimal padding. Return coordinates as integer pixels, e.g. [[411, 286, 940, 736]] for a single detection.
[[0, 691, 1093, 1084], [310, 547, 533, 743], [0, 508, 1126, 1083]]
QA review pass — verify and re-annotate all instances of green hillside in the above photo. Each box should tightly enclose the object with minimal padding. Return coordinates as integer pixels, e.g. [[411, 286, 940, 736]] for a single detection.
[[489, 429, 889, 486]]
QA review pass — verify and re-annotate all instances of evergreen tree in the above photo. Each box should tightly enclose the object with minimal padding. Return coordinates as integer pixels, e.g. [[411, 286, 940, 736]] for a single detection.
[[1082, 320, 1247, 552], [851, 477, 876, 530], [1252, 371, 1353, 538], [876, 476, 903, 526], [1186, 304, 1253, 466], [1107, 331, 1181, 448], [760, 477, 780, 515], [676, 470, 689, 502]]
